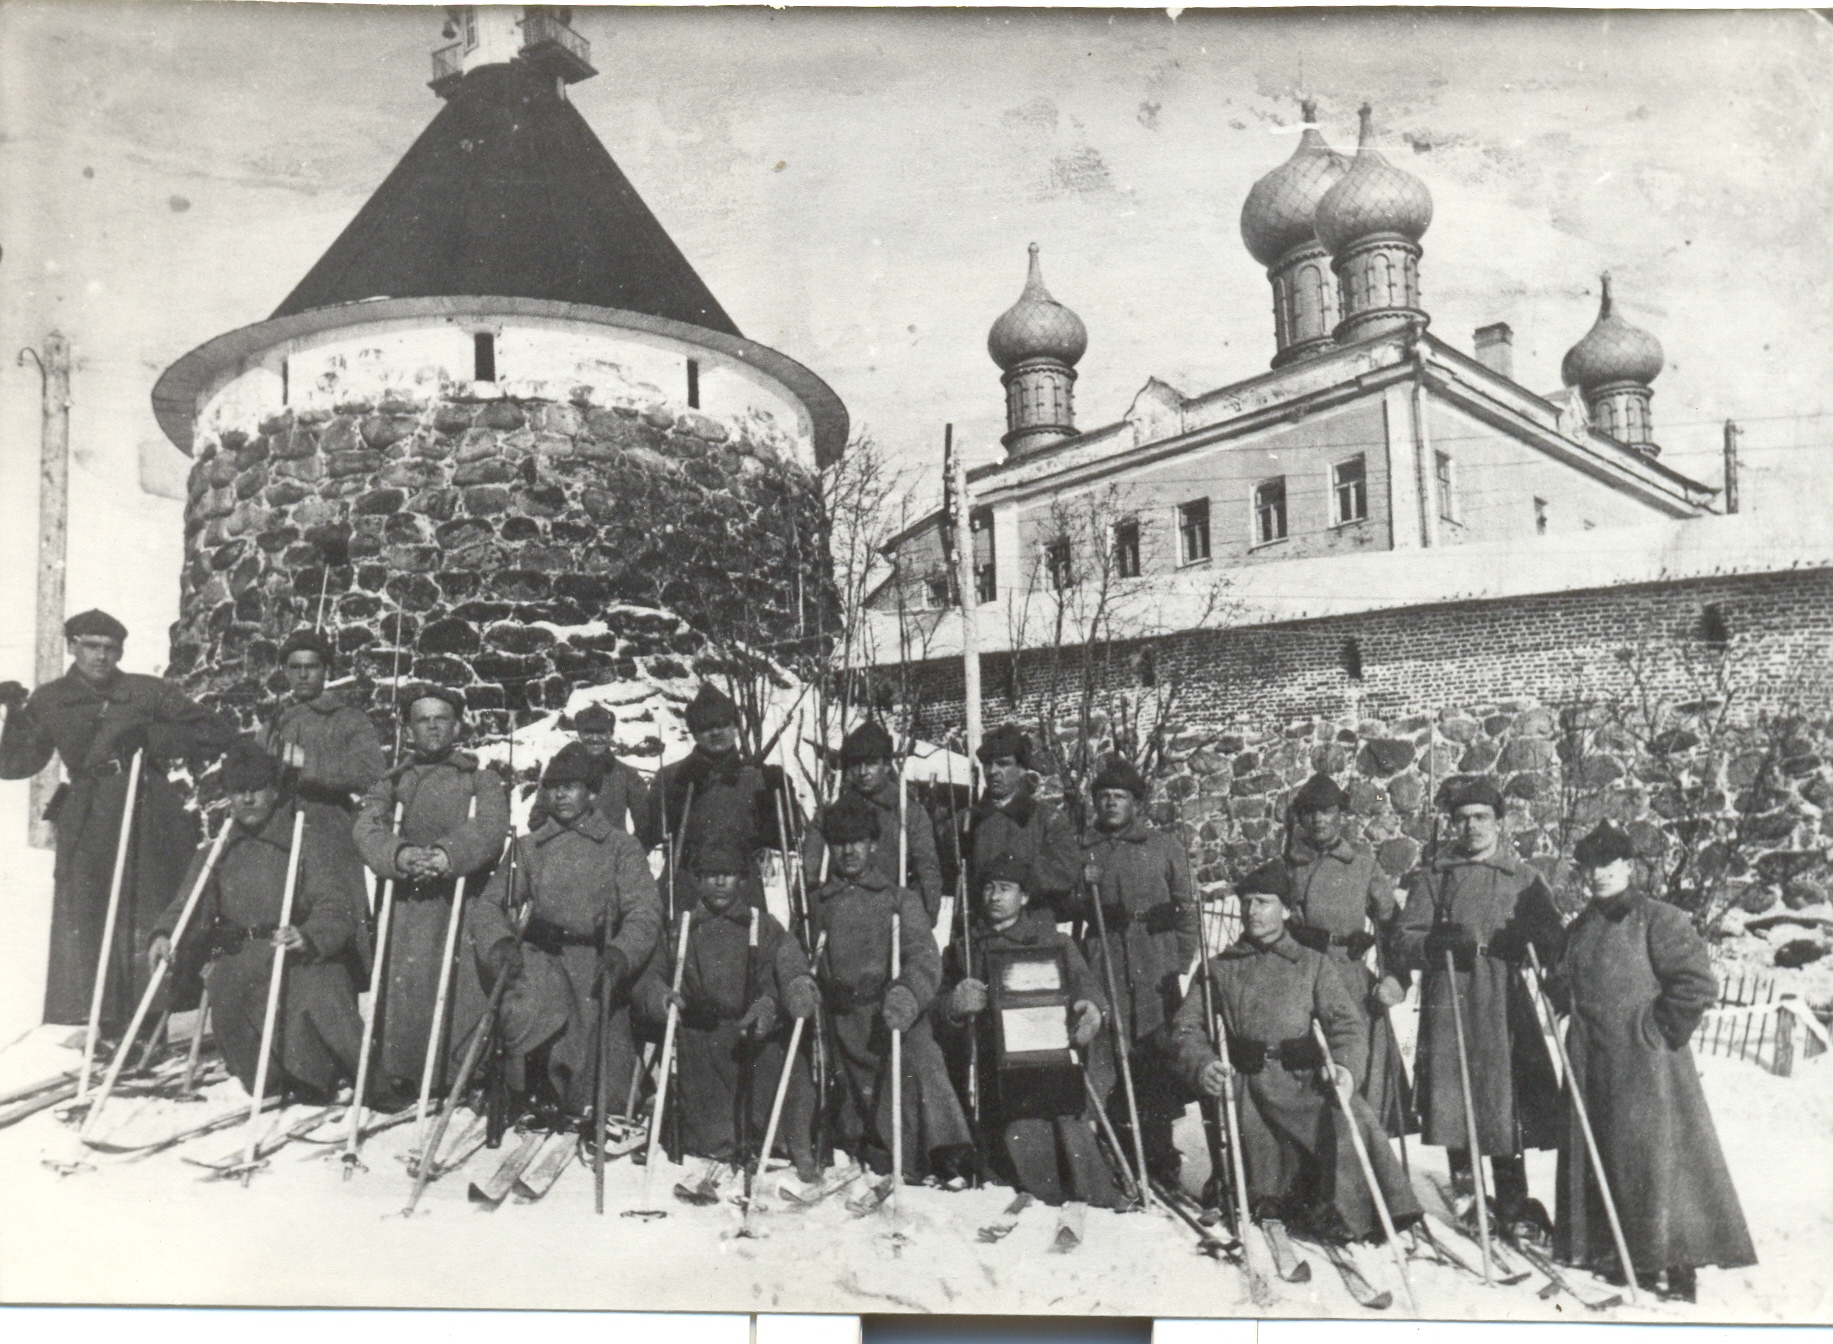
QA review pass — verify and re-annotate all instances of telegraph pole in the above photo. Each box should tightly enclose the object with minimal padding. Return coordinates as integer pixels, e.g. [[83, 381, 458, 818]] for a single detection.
[[1722, 420, 1741, 515], [947, 425, 982, 773], [20, 333, 70, 849]]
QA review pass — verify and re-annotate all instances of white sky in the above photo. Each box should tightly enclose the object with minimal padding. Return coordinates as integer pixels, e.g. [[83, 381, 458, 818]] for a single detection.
[[0, 4, 1830, 684]]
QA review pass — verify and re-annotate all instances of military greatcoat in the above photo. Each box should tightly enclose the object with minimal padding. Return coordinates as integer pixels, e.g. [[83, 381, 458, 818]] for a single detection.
[[638, 749, 785, 911], [805, 775, 944, 919], [967, 785, 1080, 916], [0, 669, 234, 1026]]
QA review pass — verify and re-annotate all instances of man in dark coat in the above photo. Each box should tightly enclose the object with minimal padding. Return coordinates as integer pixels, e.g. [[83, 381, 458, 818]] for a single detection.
[[1284, 773, 1411, 1134], [148, 743, 362, 1100], [462, 742, 663, 1119], [1548, 822, 1754, 1302], [967, 724, 1079, 916], [1396, 776, 1564, 1242], [811, 792, 972, 1182], [943, 850, 1121, 1208], [1175, 860, 1421, 1243], [257, 628, 385, 972], [804, 721, 943, 920], [1068, 756, 1199, 1184], [634, 838, 818, 1180], [529, 703, 649, 834], [638, 683, 785, 914], [0, 609, 235, 1027], [352, 685, 509, 1101]]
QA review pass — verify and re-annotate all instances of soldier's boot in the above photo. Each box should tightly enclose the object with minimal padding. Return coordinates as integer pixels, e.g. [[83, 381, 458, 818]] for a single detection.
[[1491, 1152, 1551, 1247]]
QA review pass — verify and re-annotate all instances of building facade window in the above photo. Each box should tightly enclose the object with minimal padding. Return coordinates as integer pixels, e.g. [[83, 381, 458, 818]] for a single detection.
[[1534, 496, 1549, 535], [1254, 478, 1288, 546], [1435, 451, 1456, 523], [1113, 520, 1141, 578], [1332, 455, 1368, 524], [1045, 537, 1074, 591], [1178, 498, 1211, 564]]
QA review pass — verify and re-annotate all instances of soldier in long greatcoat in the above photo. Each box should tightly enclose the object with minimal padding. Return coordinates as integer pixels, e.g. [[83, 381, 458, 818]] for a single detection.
[[811, 793, 972, 1182], [1175, 861, 1421, 1243], [1068, 756, 1199, 1185], [149, 743, 362, 1099], [1395, 776, 1564, 1241], [1547, 823, 1755, 1302], [966, 724, 1079, 916], [638, 683, 786, 913], [463, 743, 662, 1118], [352, 685, 509, 1102], [804, 721, 943, 920], [1283, 774, 1411, 1134], [634, 839, 818, 1178], [0, 609, 234, 1027]]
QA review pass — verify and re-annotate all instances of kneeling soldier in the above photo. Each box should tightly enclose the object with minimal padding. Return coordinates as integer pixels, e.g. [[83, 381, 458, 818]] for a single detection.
[[812, 792, 972, 1183], [635, 839, 820, 1181], [149, 741, 363, 1101], [1175, 861, 1421, 1245], [462, 743, 661, 1121], [945, 851, 1122, 1208]]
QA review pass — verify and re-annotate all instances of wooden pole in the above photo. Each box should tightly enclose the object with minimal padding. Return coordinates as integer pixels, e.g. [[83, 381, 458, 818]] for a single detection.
[[78, 749, 144, 1101], [181, 985, 210, 1095], [888, 911, 903, 1222], [1526, 946, 1638, 1305], [241, 807, 307, 1175], [1445, 947, 1493, 1284], [1722, 420, 1741, 515], [83, 818, 230, 1134], [1087, 862, 1154, 1207], [343, 799, 405, 1174], [1213, 971, 1276, 1307], [642, 910, 695, 1198], [1314, 1021, 1417, 1314], [413, 794, 478, 1151], [949, 426, 982, 771], [25, 333, 70, 851], [753, 931, 825, 1192]]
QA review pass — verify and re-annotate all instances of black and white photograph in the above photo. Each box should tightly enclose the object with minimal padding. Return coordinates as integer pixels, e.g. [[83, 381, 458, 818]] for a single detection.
[[0, 1, 1829, 1324]]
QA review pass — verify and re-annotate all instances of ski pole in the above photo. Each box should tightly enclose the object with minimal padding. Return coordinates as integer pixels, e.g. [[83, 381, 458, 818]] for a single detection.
[[595, 919, 613, 1215], [413, 793, 479, 1153], [642, 909, 695, 1202], [888, 910, 903, 1224], [754, 931, 826, 1192], [1193, 895, 1234, 1220], [83, 816, 228, 1135], [738, 907, 760, 1203], [1444, 944, 1493, 1284], [623, 1040, 655, 1122], [1526, 945, 1638, 1306], [240, 806, 307, 1182], [80, 749, 145, 1103], [181, 984, 211, 1095], [1313, 1021, 1417, 1314], [1085, 858, 1154, 1207], [343, 799, 405, 1175], [1213, 977, 1276, 1308], [1072, 1046, 1141, 1204]]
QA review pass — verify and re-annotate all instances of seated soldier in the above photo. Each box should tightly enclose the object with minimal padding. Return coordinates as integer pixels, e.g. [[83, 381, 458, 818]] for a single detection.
[[149, 741, 363, 1102], [461, 743, 661, 1124], [634, 839, 820, 1185], [944, 851, 1122, 1208], [1175, 860, 1422, 1247]]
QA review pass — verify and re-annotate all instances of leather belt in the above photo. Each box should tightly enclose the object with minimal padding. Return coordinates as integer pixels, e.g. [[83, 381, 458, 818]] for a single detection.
[[523, 917, 598, 958], [1228, 1034, 1325, 1074], [209, 922, 277, 956]]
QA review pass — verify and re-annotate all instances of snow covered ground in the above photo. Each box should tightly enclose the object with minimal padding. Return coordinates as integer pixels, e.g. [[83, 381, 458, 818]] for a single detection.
[[0, 1013, 1825, 1321]]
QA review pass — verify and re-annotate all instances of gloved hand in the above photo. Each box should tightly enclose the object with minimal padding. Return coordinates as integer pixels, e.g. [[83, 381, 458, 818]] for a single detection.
[[0, 680, 27, 711], [1424, 922, 1478, 970], [599, 945, 631, 997], [737, 995, 778, 1038], [1371, 975, 1407, 1010], [1198, 1058, 1229, 1098], [1485, 923, 1528, 963], [949, 977, 988, 1018], [781, 975, 821, 1020], [1327, 1063, 1355, 1096], [1344, 930, 1378, 959], [665, 988, 689, 1014], [1071, 999, 1102, 1047], [759, 764, 786, 795], [148, 934, 172, 968], [489, 939, 524, 987], [882, 982, 920, 1033]]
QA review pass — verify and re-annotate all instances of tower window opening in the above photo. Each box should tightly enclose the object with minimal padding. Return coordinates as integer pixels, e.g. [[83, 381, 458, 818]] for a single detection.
[[474, 331, 496, 383], [1534, 497, 1549, 535], [1343, 637, 1365, 683], [687, 358, 700, 409], [1700, 604, 1732, 649], [280, 357, 289, 406]]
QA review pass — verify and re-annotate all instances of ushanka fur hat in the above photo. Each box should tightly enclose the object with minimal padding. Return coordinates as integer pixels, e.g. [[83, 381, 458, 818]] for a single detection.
[[820, 792, 881, 844], [685, 682, 740, 732]]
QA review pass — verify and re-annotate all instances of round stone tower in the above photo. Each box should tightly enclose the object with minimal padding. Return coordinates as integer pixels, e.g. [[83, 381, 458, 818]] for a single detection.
[[151, 9, 845, 740]]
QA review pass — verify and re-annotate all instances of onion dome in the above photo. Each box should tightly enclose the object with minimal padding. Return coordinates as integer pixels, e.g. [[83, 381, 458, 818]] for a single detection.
[[987, 243, 1088, 371], [1240, 101, 1349, 267], [1315, 104, 1433, 256], [1560, 273, 1664, 390]]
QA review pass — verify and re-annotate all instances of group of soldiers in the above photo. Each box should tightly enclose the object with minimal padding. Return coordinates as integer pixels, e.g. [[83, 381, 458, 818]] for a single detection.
[[0, 609, 1756, 1305]]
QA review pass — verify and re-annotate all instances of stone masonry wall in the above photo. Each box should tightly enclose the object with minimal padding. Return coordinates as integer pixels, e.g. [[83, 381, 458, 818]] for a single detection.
[[171, 387, 831, 745]]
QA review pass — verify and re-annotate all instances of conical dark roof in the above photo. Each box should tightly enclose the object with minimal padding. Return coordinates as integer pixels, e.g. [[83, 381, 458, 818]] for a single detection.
[[271, 63, 739, 336]]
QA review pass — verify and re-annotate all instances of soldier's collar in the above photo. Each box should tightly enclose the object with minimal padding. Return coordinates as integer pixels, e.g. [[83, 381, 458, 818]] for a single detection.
[[1087, 816, 1151, 844], [975, 788, 1035, 826], [1433, 844, 1520, 874], [694, 900, 752, 927], [1225, 932, 1303, 962], [1591, 890, 1643, 922], [541, 810, 612, 843], [302, 690, 349, 715], [238, 802, 300, 850], [1290, 835, 1358, 865], [823, 867, 890, 895]]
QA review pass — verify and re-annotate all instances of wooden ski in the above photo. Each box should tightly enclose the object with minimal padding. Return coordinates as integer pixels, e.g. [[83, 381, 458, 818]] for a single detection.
[[1262, 1218, 1314, 1283], [468, 1130, 543, 1206], [976, 1191, 1033, 1242], [512, 1131, 578, 1201], [1051, 1201, 1087, 1253], [185, 1104, 342, 1179], [1315, 1239, 1392, 1311]]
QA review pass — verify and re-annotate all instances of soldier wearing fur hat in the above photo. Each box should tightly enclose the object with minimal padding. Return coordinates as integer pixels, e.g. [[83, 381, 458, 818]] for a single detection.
[[529, 703, 649, 835], [0, 609, 235, 1026], [1283, 773, 1411, 1133], [352, 683, 510, 1103], [638, 683, 786, 909], [811, 792, 973, 1181], [148, 742, 363, 1100], [456, 742, 663, 1120], [804, 721, 943, 919], [1174, 860, 1422, 1244], [1544, 822, 1753, 1301], [1067, 754, 1199, 1184], [942, 850, 1122, 1208], [1395, 775, 1565, 1242], [633, 838, 819, 1180], [967, 724, 1079, 917]]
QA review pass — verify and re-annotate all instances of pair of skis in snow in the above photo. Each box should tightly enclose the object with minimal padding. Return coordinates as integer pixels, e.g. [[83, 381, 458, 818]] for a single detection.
[[466, 1116, 645, 1208], [974, 1191, 1089, 1253]]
